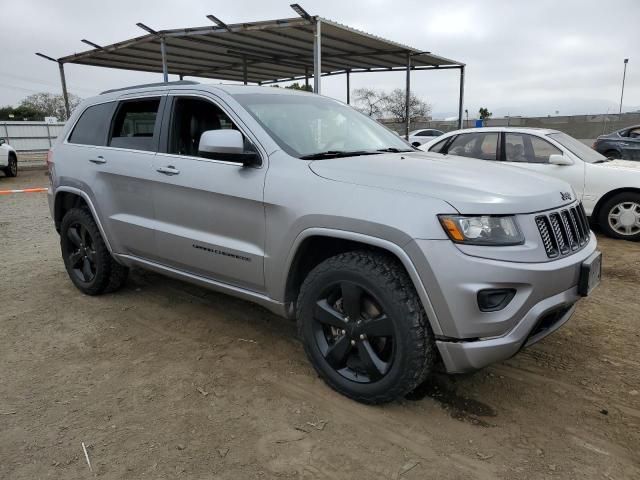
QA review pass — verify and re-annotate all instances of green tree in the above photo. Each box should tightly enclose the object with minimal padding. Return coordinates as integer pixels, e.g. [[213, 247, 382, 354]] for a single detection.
[[0, 105, 46, 121], [19, 92, 82, 120], [284, 82, 313, 92], [479, 107, 492, 120]]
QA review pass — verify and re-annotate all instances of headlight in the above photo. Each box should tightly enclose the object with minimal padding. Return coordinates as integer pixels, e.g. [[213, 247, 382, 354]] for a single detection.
[[438, 215, 524, 246]]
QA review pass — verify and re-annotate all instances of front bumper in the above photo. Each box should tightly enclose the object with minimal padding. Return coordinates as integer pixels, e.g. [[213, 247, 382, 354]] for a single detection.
[[405, 235, 598, 373]]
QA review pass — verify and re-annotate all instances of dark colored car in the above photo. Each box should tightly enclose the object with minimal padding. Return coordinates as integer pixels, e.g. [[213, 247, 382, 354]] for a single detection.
[[593, 125, 640, 160]]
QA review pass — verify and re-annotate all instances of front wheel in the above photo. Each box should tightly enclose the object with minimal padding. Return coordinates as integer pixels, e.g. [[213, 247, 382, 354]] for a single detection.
[[598, 192, 640, 241], [296, 251, 435, 404], [5, 155, 17, 177]]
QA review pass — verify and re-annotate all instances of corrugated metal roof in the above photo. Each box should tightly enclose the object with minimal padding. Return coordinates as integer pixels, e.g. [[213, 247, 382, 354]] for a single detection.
[[56, 14, 463, 84]]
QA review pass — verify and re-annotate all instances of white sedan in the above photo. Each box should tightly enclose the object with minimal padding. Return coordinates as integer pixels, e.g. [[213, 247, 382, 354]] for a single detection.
[[408, 128, 444, 147], [0, 138, 18, 177], [420, 127, 640, 241]]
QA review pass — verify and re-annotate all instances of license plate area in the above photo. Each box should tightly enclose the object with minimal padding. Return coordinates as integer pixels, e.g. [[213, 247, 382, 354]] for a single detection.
[[578, 251, 602, 296]]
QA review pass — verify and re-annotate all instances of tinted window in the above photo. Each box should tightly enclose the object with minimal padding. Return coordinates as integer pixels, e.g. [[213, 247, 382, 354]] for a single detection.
[[429, 137, 450, 153], [68, 102, 114, 146], [447, 132, 498, 160], [109, 98, 160, 151], [505, 133, 527, 162], [416, 130, 432, 137], [529, 135, 561, 163], [168, 97, 252, 158]]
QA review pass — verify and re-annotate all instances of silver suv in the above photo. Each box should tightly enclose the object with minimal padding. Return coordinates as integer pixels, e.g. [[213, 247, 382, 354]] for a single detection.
[[48, 82, 601, 404]]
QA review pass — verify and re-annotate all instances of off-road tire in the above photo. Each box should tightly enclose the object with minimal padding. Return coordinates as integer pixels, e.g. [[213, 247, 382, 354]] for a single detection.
[[297, 250, 436, 404], [60, 208, 128, 294], [597, 192, 640, 241]]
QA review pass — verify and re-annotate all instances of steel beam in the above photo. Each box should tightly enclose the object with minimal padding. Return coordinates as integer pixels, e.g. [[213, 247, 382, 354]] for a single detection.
[[58, 63, 71, 120], [243, 57, 248, 85], [458, 65, 465, 129], [405, 52, 411, 139], [160, 37, 168, 82], [313, 18, 321, 94], [346, 69, 350, 104]]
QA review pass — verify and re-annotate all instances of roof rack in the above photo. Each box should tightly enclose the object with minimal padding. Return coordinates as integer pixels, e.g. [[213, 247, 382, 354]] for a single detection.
[[100, 80, 199, 95]]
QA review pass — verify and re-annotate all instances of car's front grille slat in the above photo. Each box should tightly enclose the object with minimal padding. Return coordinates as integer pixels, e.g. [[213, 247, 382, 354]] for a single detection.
[[536, 203, 590, 259]]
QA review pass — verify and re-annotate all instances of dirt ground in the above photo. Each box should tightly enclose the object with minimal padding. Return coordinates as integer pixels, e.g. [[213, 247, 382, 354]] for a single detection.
[[1, 169, 639, 479]]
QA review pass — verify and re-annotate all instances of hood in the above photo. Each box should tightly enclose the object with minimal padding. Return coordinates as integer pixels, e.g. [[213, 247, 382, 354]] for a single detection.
[[309, 151, 575, 215], [599, 159, 640, 171]]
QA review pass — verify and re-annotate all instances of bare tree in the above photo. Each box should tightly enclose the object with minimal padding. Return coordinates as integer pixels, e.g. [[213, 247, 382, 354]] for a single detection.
[[381, 88, 431, 123], [19, 92, 82, 121], [352, 88, 385, 118]]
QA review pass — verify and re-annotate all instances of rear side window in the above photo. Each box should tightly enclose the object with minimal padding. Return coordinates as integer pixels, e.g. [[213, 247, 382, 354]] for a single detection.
[[68, 102, 114, 146], [429, 137, 450, 153], [109, 98, 161, 151]]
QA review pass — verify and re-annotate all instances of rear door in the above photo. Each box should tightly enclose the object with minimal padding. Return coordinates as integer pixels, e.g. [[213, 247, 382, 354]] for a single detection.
[[501, 132, 585, 199], [151, 92, 267, 292], [621, 127, 640, 160], [91, 94, 166, 259]]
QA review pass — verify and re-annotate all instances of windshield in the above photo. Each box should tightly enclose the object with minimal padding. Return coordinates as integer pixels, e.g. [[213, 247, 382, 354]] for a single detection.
[[547, 132, 607, 163], [233, 92, 412, 158]]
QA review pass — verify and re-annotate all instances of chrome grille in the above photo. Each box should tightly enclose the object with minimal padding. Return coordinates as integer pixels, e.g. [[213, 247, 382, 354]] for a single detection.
[[536, 203, 590, 258]]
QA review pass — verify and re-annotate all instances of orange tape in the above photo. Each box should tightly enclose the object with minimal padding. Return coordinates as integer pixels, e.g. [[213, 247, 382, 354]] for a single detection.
[[0, 187, 47, 195]]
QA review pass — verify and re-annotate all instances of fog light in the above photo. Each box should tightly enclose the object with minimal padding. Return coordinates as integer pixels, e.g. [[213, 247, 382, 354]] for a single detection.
[[477, 288, 516, 312]]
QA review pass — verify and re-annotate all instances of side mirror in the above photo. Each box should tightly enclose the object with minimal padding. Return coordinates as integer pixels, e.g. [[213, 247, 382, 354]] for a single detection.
[[549, 154, 573, 166], [411, 141, 422, 147], [198, 129, 260, 167], [0, 139, 5, 146]]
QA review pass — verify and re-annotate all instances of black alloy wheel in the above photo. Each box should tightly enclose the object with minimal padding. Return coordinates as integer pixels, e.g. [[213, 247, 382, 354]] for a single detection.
[[64, 221, 98, 283], [313, 281, 395, 383]]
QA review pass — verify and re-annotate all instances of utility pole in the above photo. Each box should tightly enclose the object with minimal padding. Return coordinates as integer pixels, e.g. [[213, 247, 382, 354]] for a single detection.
[[619, 58, 629, 115]]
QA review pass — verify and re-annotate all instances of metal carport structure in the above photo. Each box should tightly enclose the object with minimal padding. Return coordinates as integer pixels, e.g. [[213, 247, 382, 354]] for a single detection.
[[36, 4, 465, 137]]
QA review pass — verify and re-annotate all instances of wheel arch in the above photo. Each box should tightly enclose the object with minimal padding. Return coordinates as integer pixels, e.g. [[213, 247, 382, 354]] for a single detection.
[[53, 187, 113, 252], [281, 228, 443, 335], [592, 187, 640, 222]]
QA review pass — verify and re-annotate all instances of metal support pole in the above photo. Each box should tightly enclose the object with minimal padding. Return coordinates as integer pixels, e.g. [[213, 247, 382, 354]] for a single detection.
[[160, 37, 168, 83], [45, 123, 52, 147], [179, 74, 184, 80], [405, 52, 411, 140], [457, 65, 465, 130], [243, 57, 248, 85], [619, 58, 629, 115], [346, 70, 351, 104], [313, 18, 322, 94], [58, 62, 70, 120], [2, 123, 10, 144], [305, 67, 309, 89]]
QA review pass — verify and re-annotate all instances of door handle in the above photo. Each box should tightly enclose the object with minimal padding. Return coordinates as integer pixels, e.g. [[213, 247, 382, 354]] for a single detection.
[[156, 165, 180, 175], [89, 156, 106, 164]]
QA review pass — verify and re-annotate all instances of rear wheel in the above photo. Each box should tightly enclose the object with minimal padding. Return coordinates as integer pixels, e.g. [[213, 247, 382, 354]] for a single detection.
[[60, 208, 129, 294], [598, 192, 640, 241], [297, 251, 435, 404], [5, 154, 17, 177]]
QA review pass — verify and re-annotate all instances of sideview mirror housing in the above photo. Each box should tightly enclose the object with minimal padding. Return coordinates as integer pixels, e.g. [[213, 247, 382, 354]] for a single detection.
[[549, 154, 573, 166], [0, 138, 5, 146], [198, 129, 260, 167]]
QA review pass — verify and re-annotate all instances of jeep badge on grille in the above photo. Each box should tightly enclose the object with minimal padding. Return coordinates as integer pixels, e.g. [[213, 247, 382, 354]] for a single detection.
[[561, 192, 572, 201]]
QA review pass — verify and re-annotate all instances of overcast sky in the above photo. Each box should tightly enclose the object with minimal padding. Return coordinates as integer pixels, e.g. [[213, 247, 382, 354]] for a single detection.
[[1, 0, 637, 118]]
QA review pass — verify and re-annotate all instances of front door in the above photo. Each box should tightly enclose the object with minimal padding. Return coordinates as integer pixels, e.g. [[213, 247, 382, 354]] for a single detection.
[[501, 132, 585, 201], [151, 94, 267, 293]]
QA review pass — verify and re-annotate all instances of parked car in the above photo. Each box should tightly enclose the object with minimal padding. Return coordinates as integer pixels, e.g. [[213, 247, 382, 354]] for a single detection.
[[408, 128, 444, 146], [420, 127, 640, 241], [593, 124, 640, 160], [48, 83, 601, 404], [0, 138, 18, 177]]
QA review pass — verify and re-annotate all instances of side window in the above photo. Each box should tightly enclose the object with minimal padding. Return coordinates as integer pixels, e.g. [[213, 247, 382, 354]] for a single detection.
[[416, 130, 431, 137], [429, 137, 450, 153], [528, 135, 562, 163], [109, 98, 161, 152], [168, 97, 256, 159], [505, 133, 527, 162], [447, 132, 498, 160], [68, 102, 114, 146]]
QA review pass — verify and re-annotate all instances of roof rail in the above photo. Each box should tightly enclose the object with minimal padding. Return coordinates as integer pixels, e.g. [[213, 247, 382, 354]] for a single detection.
[[100, 80, 199, 95]]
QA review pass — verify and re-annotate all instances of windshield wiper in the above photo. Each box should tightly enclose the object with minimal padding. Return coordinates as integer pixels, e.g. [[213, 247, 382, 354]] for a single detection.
[[300, 150, 381, 160], [376, 147, 415, 153]]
